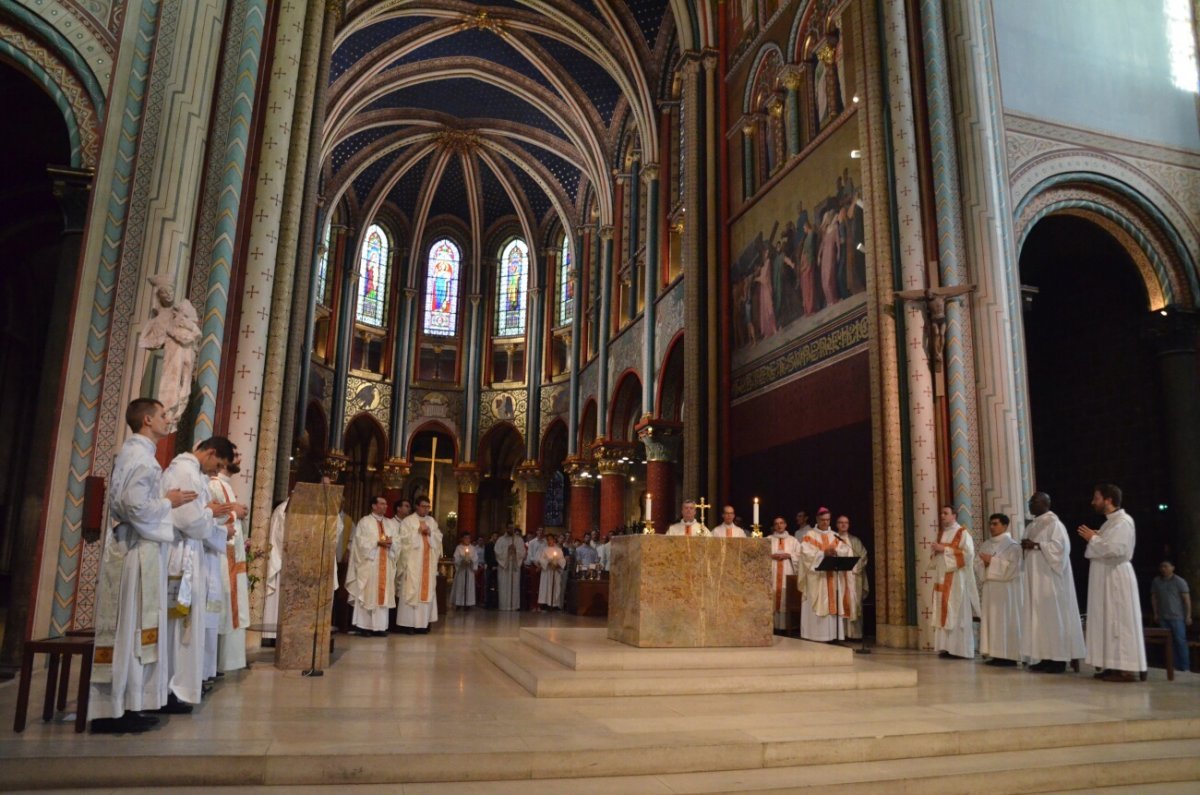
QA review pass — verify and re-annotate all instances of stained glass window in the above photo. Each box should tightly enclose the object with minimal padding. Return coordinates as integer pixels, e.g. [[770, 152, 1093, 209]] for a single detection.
[[494, 238, 528, 337], [558, 235, 574, 326], [423, 238, 461, 337], [356, 224, 390, 326], [315, 222, 332, 306]]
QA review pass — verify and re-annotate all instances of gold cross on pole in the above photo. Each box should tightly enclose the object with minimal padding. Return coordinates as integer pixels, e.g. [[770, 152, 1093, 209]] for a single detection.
[[695, 497, 712, 527], [413, 436, 454, 507]]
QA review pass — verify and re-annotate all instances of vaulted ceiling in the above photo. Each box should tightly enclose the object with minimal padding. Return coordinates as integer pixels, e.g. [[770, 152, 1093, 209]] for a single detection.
[[323, 1, 696, 284]]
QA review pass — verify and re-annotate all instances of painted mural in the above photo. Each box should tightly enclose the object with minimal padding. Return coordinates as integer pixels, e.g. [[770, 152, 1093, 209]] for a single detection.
[[730, 117, 865, 368]]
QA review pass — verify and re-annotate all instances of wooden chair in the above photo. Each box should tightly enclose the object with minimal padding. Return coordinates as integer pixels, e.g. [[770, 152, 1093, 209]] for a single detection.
[[1143, 627, 1174, 681], [13, 632, 95, 733]]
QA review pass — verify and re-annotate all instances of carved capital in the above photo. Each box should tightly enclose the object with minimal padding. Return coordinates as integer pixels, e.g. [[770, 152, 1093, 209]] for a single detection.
[[591, 438, 633, 477], [322, 450, 350, 480], [515, 459, 545, 492], [563, 455, 595, 487], [780, 67, 804, 91], [640, 163, 660, 184], [381, 457, 410, 489], [635, 418, 682, 463], [454, 464, 481, 494], [599, 225, 615, 242]]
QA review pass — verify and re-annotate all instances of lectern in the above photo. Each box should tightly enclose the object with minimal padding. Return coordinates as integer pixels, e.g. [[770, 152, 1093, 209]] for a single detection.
[[276, 482, 342, 671]]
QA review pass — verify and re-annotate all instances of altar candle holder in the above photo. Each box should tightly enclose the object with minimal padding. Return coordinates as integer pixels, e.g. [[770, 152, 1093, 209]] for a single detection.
[[642, 518, 656, 535]]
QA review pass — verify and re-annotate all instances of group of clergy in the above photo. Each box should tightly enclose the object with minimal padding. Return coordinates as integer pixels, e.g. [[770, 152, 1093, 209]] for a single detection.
[[664, 500, 870, 643], [933, 487, 1147, 682], [89, 398, 252, 734], [473, 525, 578, 612]]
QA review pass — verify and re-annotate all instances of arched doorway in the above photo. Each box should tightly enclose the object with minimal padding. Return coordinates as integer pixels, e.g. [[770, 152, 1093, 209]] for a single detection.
[[1020, 214, 1171, 593], [407, 425, 458, 523], [343, 413, 388, 520], [0, 60, 77, 671], [540, 420, 569, 529], [477, 423, 524, 537]]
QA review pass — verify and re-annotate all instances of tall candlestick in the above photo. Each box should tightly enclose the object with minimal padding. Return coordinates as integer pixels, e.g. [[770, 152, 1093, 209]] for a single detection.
[[753, 497, 760, 526]]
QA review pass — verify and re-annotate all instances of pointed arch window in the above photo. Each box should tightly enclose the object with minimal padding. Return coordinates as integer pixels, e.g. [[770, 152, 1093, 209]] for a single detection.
[[356, 224, 390, 326], [494, 238, 528, 337], [315, 221, 332, 307], [558, 234, 574, 327], [423, 238, 461, 337]]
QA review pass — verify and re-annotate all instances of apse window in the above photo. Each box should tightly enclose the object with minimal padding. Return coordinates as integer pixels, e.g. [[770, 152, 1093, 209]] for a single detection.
[[424, 238, 461, 337], [356, 224, 390, 326], [558, 234, 574, 327], [495, 238, 529, 337]]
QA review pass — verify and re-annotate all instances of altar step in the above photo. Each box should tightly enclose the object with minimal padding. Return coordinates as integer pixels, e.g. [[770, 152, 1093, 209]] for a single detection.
[[480, 627, 917, 697]]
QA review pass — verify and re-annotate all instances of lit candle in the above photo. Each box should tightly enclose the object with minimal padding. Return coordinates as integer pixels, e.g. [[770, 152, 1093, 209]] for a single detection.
[[646, 492, 653, 518], [753, 497, 760, 526]]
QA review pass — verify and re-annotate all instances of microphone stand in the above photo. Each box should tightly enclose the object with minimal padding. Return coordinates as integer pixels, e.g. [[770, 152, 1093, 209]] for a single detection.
[[303, 483, 333, 677]]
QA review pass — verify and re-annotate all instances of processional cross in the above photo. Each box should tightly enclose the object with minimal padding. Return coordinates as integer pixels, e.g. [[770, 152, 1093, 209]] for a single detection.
[[695, 497, 712, 527], [413, 437, 454, 507]]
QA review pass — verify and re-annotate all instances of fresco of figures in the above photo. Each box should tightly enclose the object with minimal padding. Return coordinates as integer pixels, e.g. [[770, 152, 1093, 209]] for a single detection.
[[730, 119, 866, 356]]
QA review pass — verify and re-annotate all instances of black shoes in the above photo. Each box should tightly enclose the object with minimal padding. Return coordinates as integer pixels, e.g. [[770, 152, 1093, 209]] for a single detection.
[[154, 694, 193, 714], [89, 711, 159, 734], [985, 658, 1017, 667]]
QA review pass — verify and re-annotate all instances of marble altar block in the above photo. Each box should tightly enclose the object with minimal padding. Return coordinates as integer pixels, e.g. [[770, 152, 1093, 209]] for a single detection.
[[607, 535, 773, 647], [276, 482, 342, 670]]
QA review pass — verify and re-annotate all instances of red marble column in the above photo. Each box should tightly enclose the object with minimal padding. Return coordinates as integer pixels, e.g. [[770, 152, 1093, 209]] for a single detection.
[[569, 481, 594, 540], [455, 465, 480, 535], [598, 471, 626, 536], [644, 459, 673, 532], [525, 489, 545, 533]]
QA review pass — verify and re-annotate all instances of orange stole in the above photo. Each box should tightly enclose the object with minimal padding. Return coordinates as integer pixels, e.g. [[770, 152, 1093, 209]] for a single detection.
[[819, 535, 839, 616], [933, 526, 967, 627], [419, 534, 431, 602], [225, 543, 248, 629], [376, 519, 388, 605], [774, 537, 785, 611]]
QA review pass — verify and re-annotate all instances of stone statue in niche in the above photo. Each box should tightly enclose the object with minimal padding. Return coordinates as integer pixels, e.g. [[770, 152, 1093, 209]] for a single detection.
[[138, 274, 201, 432]]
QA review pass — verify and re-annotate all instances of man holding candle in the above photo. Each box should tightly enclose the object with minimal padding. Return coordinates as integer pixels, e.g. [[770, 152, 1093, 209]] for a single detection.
[[536, 533, 567, 610], [667, 499, 711, 536], [713, 505, 747, 537]]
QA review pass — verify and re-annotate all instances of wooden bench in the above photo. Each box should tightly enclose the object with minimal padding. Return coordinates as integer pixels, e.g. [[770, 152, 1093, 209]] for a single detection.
[[12, 632, 94, 733]]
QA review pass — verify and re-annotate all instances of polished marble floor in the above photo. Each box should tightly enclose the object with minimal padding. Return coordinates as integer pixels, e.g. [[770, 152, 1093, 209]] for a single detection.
[[2, 610, 1197, 791]]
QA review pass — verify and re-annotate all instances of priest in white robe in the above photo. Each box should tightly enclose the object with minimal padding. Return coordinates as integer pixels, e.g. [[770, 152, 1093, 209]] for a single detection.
[[262, 498, 288, 642], [396, 496, 442, 632], [451, 533, 478, 608], [1021, 492, 1086, 673], [835, 515, 869, 639], [89, 399, 193, 733], [162, 437, 233, 708], [667, 499, 711, 536], [768, 516, 802, 632], [537, 534, 567, 610], [932, 505, 979, 660], [713, 505, 747, 538], [494, 524, 525, 611], [208, 454, 249, 673], [977, 513, 1023, 667], [799, 510, 852, 641], [1079, 484, 1145, 682], [347, 496, 401, 635]]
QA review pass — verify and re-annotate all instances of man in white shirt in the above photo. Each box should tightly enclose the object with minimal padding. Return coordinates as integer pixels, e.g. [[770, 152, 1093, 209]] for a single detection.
[[768, 516, 802, 633], [667, 499, 710, 536], [89, 399, 194, 734], [162, 436, 233, 711], [1078, 483, 1145, 683], [799, 509, 851, 641], [208, 450, 249, 673], [713, 505, 747, 538], [526, 527, 547, 565], [793, 510, 814, 541], [396, 496, 443, 633], [494, 524, 525, 611], [1021, 492, 1085, 674], [596, 532, 612, 571], [977, 513, 1023, 667], [347, 496, 401, 636], [931, 505, 978, 660], [835, 515, 869, 639]]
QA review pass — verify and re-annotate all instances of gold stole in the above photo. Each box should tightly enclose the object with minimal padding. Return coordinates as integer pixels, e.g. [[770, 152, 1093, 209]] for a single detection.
[[419, 533, 432, 602], [376, 519, 388, 605]]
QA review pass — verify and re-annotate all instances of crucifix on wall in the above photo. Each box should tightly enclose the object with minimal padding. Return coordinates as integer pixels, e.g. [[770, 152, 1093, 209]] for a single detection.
[[413, 436, 453, 509], [894, 285, 975, 375]]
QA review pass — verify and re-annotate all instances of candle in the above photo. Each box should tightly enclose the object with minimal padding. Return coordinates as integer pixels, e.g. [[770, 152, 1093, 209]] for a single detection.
[[753, 497, 760, 526], [646, 492, 653, 518]]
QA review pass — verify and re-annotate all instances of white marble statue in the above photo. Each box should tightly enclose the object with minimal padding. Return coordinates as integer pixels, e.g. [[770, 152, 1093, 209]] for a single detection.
[[139, 274, 201, 431]]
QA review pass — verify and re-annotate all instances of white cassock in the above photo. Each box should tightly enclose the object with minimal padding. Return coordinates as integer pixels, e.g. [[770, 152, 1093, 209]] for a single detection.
[[1021, 511, 1086, 664], [768, 532, 801, 631], [262, 499, 288, 639], [396, 513, 442, 629], [451, 543, 477, 607], [538, 546, 567, 608], [838, 532, 869, 639], [346, 513, 401, 631], [933, 523, 979, 658], [666, 520, 711, 536], [494, 533, 525, 611], [89, 435, 173, 720], [712, 523, 747, 538], [596, 542, 611, 571], [162, 453, 223, 704], [799, 529, 852, 641], [209, 474, 248, 673], [1084, 509, 1145, 673], [977, 532, 1023, 662]]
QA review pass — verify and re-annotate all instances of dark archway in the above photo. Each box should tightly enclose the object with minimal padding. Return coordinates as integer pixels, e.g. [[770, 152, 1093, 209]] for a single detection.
[[609, 370, 643, 442], [1021, 214, 1171, 599], [540, 420, 569, 528], [343, 413, 388, 519], [579, 398, 598, 451], [657, 332, 684, 422], [0, 60, 76, 673], [407, 424, 458, 523], [477, 423, 524, 537]]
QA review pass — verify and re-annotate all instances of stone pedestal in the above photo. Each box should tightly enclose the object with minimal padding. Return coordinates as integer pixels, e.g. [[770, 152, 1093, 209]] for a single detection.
[[607, 535, 773, 648], [276, 482, 342, 670]]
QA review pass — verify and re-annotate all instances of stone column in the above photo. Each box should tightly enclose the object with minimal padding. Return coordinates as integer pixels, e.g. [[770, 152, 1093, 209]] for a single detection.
[[626, 157, 641, 324], [516, 461, 546, 533], [328, 228, 358, 452], [641, 163, 660, 413], [567, 229, 584, 455], [455, 465, 481, 533], [525, 284, 545, 461], [595, 226, 614, 437], [564, 456, 595, 540], [1144, 308, 1200, 582], [637, 419, 680, 533], [593, 440, 631, 536], [782, 68, 802, 158], [679, 52, 706, 502], [741, 122, 754, 198], [462, 293, 483, 461]]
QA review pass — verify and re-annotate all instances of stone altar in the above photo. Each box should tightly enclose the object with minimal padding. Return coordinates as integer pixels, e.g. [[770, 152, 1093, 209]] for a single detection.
[[607, 535, 773, 647], [276, 482, 342, 670]]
